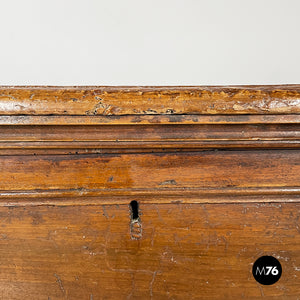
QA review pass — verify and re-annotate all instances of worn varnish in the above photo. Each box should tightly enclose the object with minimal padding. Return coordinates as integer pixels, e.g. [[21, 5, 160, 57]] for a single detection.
[[0, 86, 299, 299], [0, 203, 299, 299], [0, 85, 300, 115]]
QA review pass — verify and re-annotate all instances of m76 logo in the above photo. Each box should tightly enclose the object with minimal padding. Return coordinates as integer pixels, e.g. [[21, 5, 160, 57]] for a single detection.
[[255, 266, 279, 276], [252, 256, 282, 285]]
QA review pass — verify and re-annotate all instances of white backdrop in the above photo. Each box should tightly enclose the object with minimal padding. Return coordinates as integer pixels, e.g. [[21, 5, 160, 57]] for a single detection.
[[0, 0, 299, 85]]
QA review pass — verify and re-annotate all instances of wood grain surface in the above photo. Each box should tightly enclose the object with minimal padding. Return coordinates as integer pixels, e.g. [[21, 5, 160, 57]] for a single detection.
[[0, 203, 298, 299], [0, 86, 299, 299], [0, 150, 299, 205], [0, 85, 299, 115], [0, 123, 299, 155]]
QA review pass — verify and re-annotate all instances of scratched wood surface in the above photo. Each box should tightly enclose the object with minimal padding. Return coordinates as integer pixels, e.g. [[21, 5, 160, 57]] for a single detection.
[[0, 85, 300, 115], [0, 86, 299, 299], [0, 151, 299, 203], [0, 203, 299, 299]]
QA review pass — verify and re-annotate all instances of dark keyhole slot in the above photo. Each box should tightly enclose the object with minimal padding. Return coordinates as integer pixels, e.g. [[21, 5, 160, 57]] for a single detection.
[[130, 200, 139, 220]]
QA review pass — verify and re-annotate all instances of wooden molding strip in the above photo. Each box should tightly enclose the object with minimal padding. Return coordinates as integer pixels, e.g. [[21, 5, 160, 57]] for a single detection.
[[0, 122, 299, 154], [0, 140, 299, 155], [0, 85, 299, 115], [0, 114, 299, 125], [0, 187, 299, 206]]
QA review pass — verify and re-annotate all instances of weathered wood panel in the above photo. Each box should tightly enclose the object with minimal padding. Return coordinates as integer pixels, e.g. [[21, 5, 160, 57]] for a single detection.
[[0, 151, 299, 199], [0, 203, 298, 299], [0, 86, 299, 299]]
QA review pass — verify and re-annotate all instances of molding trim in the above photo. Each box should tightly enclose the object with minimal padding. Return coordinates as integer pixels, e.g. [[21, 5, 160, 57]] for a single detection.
[[0, 85, 299, 115], [0, 86, 299, 205]]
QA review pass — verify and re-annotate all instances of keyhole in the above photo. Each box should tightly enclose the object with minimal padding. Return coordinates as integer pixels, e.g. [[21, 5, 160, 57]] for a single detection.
[[129, 201, 142, 239], [130, 200, 139, 220]]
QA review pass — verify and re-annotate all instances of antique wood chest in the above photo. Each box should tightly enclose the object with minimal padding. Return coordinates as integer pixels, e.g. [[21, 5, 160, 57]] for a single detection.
[[0, 85, 299, 299]]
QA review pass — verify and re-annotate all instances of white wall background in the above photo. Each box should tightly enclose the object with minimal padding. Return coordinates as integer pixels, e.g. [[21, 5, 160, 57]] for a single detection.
[[0, 0, 299, 85]]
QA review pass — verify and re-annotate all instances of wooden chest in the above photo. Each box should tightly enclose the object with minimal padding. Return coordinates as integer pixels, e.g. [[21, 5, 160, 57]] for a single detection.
[[0, 86, 299, 299]]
